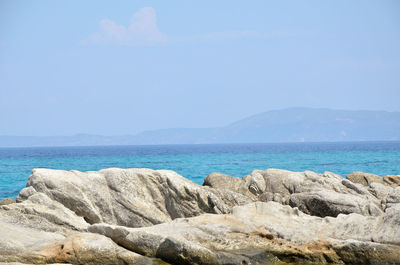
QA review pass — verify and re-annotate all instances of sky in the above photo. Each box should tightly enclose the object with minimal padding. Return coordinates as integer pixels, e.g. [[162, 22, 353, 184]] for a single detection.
[[0, 0, 399, 136]]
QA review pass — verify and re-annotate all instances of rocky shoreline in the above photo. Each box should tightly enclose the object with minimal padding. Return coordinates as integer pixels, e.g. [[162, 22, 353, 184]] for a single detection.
[[0, 168, 399, 264]]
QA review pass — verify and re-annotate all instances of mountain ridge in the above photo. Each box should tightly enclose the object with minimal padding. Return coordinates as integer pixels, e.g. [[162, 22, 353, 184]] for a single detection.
[[1, 107, 399, 147]]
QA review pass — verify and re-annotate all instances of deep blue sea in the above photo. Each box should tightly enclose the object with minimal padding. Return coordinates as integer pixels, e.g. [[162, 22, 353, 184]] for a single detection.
[[1, 141, 400, 200]]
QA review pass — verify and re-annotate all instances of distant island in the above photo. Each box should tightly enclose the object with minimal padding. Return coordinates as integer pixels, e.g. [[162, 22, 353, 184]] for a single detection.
[[1, 107, 400, 147]]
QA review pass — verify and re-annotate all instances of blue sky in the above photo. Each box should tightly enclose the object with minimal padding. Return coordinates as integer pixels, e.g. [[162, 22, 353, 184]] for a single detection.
[[1, 0, 399, 136]]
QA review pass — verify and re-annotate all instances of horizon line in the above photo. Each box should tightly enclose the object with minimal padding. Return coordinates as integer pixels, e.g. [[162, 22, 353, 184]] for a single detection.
[[1, 139, 400, 149]]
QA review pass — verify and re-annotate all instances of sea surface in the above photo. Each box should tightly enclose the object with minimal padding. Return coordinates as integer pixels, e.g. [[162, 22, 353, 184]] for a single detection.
[[1, 141, 400, 200]]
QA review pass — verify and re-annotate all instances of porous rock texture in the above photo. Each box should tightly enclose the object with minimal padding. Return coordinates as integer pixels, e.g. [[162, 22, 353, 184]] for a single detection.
[[0, 167, 399, 264], [346, 171, 400, 188]]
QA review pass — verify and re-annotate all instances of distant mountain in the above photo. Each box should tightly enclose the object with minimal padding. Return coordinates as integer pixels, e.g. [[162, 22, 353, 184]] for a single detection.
[[1, 108, 400, 147]]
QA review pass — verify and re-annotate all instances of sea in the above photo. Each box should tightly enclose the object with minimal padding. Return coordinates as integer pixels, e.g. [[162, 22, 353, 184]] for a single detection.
[[1, 141, 400, 200]]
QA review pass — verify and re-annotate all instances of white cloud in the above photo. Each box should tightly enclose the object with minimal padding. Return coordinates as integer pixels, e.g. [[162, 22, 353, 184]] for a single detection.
[[82, 7, 167, 46], [82, 7, 312, 46]]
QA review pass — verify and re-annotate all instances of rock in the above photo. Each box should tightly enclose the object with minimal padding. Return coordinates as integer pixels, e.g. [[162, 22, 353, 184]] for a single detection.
[[386, 187, 400, 208], [2, 167, 400, 264], [372, 203, 400, 245], [16, 186, 36, 202], [19, 168, 252, 228], [89, 215, 280, 265], [0, 197, 15, 205], [90, 201, 400, 264], [19, 167, 391, 225], [346, 171, 384, 186], [289, 190, 383, 217], [264, 169, 383, 217], [244, 170, 266, 196], [341, 178, 370, 195], [0, 262, 72, 265], [203, 172, 256, 199], [0, 212, 163, 264], [383, 175, 400, 187], [0, 212, 66, 263], [368, 182, 393, 200], [208, 168, 384, 217], [40, 232, 161, 265], [232, 201, 400, 246], [1, 192, 89, 232], [331, 240, 400, 265], [258, 168, 305, 195]]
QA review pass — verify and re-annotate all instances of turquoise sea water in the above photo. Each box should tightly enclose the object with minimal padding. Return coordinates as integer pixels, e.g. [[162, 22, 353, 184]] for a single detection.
[[1, 141, 400, 200]]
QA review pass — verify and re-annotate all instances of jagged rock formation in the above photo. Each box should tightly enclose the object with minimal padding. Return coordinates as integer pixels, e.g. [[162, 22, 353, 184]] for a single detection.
[[1, 168, 399, 264], [17, 168, 251, 227], [205, 169, 388, 217]]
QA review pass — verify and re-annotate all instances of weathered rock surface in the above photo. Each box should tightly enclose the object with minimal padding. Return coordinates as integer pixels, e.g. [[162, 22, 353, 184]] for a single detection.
[[1, 167, 400, 264], [19, 168, 251, 228], [206, 169, 385, 217], [0, 213, 161, 264], [203, 172, 256, 199], [383, 174, 400, 186], [2, 192, 89, 232], [90, 201, 400, 265], [346, 171, 385, 186], [0, 197, 15, 205], [346, 171, 400, 188]]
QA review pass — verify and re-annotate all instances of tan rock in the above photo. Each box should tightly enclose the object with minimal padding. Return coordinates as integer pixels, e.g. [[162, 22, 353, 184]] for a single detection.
[[346, 171, 384, 186], [383, 174, 400, 187], [0, 198, 15, 206]]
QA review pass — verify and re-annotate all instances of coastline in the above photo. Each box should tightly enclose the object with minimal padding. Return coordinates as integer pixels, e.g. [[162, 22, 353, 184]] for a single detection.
[[2, 141, 400, 200], [0, 167, 399, 264]]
